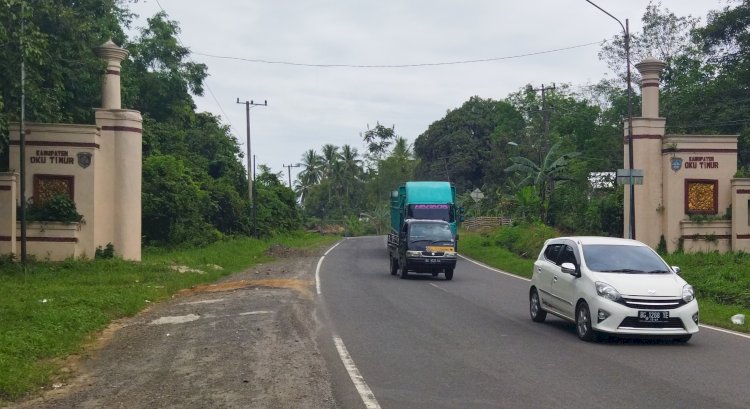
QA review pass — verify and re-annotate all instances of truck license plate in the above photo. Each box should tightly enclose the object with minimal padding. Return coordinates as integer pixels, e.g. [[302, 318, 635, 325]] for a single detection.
[[638, 310, 669, 322], [426, 246, 453, 252]]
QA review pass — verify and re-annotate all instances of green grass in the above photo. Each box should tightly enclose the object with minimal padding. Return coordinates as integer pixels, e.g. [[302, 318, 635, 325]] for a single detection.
[[460, 228, 750, 334], [0, 232, 339, 403]]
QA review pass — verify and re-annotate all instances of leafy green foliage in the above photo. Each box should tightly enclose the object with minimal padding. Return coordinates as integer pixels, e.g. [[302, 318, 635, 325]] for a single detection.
[[24, 195, 83, 223], [414, 96, 525, 192], [142, 154, 218, 246], [95, 243, 116, 259]]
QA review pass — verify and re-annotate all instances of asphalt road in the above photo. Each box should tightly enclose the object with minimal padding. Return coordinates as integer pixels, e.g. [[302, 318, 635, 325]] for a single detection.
[[318, 236, 750, 409]]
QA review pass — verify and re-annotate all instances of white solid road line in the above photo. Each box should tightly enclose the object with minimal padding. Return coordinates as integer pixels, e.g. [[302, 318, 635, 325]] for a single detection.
[[459, 253, 750, 340], [316, 240, 345, 295], [459, 254, 530, 282], [429, 283, 450, 293], [333, 336, 382, 409], [317, 239, 381, 408]]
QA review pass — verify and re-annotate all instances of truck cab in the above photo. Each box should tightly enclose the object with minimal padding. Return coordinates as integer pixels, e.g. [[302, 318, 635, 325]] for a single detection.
[[388, 219, 457, 280]]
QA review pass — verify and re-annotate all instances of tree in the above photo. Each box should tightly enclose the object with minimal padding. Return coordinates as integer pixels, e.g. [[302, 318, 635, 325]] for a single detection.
[[295, 149, 324, 203], [254, 165, 301, 235], [598, 2, 703, 84], [505, 141, 580, 222], [0, 0, 130, 169], [123, 11, 207, 123], [361, 122, 396, 167], [414, 96, 525, 192]]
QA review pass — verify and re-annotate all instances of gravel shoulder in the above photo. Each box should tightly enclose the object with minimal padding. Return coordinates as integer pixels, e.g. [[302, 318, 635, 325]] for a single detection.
[[12, 245, 339, 409]]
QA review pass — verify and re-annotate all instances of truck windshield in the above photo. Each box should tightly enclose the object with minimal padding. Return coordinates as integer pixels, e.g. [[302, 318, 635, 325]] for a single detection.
[[409, 223, 454, 242], [408, 204, 453, 222]]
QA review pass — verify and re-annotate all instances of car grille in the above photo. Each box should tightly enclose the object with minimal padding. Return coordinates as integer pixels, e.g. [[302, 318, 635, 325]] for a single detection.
[[617, 297, 685, 310], [618, 317, 686, 329]]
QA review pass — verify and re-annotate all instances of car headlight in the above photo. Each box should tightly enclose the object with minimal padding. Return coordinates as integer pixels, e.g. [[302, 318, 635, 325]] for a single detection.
[[682, 284, 695, 303], [595, 282, 622, 301], [443, 251, 456, 257], [406, 250, 422, 257]]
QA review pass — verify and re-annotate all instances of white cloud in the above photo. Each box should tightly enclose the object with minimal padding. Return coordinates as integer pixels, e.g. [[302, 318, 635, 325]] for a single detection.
[[128, 0, 722, 181]]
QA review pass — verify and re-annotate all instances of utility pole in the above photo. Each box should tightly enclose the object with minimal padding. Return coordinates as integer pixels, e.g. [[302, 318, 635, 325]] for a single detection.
[[236, 98, 267, 238], [236, 98, 267, 202], [584, 0, 636, 240], [530, 83, 556, 163], [19, 1, 27, 264], [282, 163, 301, 188]]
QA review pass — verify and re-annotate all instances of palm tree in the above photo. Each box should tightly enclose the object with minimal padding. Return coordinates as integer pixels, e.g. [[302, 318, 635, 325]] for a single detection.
[[320, 144, 341, 211], [296, 149, 324, 203], [320, 144, 341, 179], [339, 144, 363, 210], [505, 141, 580, 222]]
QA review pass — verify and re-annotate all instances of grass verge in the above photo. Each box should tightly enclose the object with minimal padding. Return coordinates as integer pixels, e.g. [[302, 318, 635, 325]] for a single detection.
[[460, 228, 750, 334], [0, 232, 339, 403]]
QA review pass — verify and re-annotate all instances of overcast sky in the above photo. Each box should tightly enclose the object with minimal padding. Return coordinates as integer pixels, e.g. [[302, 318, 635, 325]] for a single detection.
[[127, 0, 725, 184]]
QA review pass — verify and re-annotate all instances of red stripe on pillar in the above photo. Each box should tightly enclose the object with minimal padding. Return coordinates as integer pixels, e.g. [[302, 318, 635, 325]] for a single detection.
[[101, 126, 142, 134]]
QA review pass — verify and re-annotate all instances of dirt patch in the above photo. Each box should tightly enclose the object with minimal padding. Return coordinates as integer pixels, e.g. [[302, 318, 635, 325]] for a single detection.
[[178, 278, 314, 300], [10, 245, 338, 409]]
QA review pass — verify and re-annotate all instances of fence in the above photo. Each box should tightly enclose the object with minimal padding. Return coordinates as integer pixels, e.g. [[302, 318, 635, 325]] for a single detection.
[[462, 216, 512, 231]]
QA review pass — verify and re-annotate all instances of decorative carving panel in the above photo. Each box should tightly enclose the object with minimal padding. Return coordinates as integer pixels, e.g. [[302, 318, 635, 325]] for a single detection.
[[685, 179, 718, 215], [33, 175, 74, 205]]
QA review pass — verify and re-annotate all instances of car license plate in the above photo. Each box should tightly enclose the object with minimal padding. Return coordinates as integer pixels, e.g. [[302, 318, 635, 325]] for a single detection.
[[638, 310, 669, 322], [426, 258, 441, 263]]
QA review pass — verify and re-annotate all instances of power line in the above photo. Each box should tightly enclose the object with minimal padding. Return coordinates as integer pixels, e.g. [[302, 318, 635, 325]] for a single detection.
[[153, 0, 234, 132], [191, 41, 604, 69]]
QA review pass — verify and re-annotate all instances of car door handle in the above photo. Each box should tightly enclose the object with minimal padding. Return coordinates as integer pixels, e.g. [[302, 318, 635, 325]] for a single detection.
[[553, 275, 558, 281]]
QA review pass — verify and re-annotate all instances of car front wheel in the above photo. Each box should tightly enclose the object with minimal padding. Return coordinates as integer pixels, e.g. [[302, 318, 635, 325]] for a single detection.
[[529, 288, 546, 322], [576, 302, 597, 342]]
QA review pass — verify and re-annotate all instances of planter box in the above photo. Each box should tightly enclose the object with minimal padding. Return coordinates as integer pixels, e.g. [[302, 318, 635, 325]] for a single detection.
[[17, 221, 81, 260], [679, 220, 731, 253]]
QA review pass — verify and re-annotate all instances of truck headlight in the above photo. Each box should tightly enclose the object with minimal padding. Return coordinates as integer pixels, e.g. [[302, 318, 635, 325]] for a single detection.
[[595, 282, 621, 302], [406, 250, 422, 257], [682, 284, 695, 303]]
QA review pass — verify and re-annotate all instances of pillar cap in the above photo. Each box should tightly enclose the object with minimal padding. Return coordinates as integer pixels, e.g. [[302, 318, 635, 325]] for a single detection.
[[94, 39, 129, 62], [635, 57, 666, 77]]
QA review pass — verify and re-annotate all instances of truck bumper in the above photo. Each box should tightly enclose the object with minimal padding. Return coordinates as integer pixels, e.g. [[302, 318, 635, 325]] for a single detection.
[[405, 256, 457, 273]]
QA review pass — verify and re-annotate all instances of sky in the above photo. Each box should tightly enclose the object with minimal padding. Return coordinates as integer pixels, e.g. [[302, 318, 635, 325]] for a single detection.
[[126, 0, 727, 184]]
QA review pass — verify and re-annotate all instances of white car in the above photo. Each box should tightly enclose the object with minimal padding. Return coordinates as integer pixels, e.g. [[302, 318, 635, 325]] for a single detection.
[[529, 236, 699, 342]]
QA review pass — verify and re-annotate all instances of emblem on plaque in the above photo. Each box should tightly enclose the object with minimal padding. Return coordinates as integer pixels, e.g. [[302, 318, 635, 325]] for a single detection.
[[670, 157, 682, 172], [77, 152, 92, 169]]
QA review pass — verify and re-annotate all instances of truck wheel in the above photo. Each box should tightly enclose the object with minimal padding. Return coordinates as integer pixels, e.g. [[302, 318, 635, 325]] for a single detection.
[[444, 268, 454, 281], [399, 262, 409, 279], [389, 257, 398, 275]]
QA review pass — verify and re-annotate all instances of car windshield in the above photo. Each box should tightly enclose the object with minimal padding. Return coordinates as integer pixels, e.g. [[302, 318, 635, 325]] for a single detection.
[[581, 244, 670, 274], [409, 223, 454, 242]]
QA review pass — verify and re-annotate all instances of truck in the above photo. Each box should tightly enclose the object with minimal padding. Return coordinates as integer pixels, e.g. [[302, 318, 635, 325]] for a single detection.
[[387, 181, 459, 280], [389, 181, 460, 238]]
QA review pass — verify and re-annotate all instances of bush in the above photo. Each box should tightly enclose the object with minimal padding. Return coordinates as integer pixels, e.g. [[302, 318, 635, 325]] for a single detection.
[[95, 243, 116, 259], [479, 222, 558, 259], [23, 195, 83, 223]]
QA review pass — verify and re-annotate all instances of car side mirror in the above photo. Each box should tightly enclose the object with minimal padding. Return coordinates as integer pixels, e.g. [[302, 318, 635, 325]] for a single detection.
[[671, 266, 681, 275], [561, 262, 579, 277]]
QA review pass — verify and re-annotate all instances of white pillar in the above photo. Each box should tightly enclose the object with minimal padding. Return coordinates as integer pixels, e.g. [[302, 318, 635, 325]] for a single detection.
[[94, 40, 129, 110], [636, 57, 667, 119]]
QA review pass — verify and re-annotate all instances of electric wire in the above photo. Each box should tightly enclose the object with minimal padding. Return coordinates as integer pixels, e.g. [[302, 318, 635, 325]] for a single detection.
[[153, 0, 235, 133], [191, 41, 604, 69]]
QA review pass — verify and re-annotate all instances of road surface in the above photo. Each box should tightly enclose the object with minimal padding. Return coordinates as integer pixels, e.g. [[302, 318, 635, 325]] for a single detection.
[[318, 236, 750, 409]]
